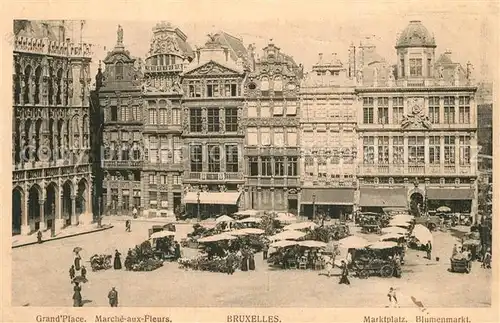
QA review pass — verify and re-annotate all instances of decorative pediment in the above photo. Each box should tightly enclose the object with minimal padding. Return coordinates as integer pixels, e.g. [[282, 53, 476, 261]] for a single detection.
[[401, 97, 432, 130], [183, 61, 243, 77], [103, 50, 135, 65]]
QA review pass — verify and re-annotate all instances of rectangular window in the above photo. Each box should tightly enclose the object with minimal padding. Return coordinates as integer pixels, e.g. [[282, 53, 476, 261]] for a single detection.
[[274, 157, 284, 176], [207, 108, 220, 132], [393, 136, 404, 164], [261, 157, 272, 176], [363, 136, 375, 164], [459, 135, 470, 165], [459, 96, 470, 124], [249, 157, 259, 176], [206, 81, 219, 98], [427, 57, 432, 77], [207, 145, 220, 172], [274, 128, 284, 147], [377, 97, 389, 124], [363, 97, 374, 124], [120, 106, 130, 122], [247, 127, 258, 146], [392, 97, 404, 124], [408, 136, 425, 164], [400, 56, 405, 77], [159, 109, 167, 125], [225, 107, 238, 132], [287, 128, 297, 147], [260, 127, 271, 146], [173, 136, 182, 164], [149, 174, 157, 184], [225, 145, 239, 172], [287, 157, 298, 176], [273, 103, 284, 116], [260, 104, 271, 118], [428, 97, 440, 124], [286, 102, 297, 116], [172, 108, 181, 125], [190, 144, 202, 172], [173, 175, 181, 185], [247, 103, 258, 118], [160, 137, 169, 163], [409, 58, 422, 77], [132, 106, 140, 121], [190, 108, 202, 132], [305, 156, 314, 176], [444, 136, 456, 165], [149, 109, 157, 124], [160, 175, 168, 185], [429, 136, 441, 164], [377, 136, 389, 164], [444, 96, 455, 124], [231, 83, 238, 96]]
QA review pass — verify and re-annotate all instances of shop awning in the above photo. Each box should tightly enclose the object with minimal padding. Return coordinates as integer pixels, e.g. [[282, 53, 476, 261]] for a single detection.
[[426, 188, 474, 200], [184, 192, 241, 205], [359, 187, 407, 207], [301, 188, 355, 205]]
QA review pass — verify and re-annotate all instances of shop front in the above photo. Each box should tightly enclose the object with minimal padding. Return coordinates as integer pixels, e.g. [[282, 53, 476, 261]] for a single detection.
[[300, 188, 355, 220], [426, 188, 474, 213], [359, 187, 408, 213], [184, 191, 242, 219]]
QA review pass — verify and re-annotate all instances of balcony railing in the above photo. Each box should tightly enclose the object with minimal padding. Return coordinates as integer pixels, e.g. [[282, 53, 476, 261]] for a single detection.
[[144, 64, 185, 73], [185, 172, 244, 181], [14, 35, 93, 58], [358, 163, 474, 176], [102, 160, 143, 168]]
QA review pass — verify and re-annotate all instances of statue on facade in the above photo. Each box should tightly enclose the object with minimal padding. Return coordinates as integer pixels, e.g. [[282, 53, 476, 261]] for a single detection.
[[356, 70, 363, 84], [117, 25, 124, 45], [438, 65, 444, 79], [466, 61, 474, 80]]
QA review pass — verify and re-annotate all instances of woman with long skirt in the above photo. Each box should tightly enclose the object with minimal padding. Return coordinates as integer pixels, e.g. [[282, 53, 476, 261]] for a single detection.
[[113, 250, 122, 270], [241, 253, 248, 272], [248, 253, 256, 271], [74, 252, 81, 271], [73, 282, 83, 307]]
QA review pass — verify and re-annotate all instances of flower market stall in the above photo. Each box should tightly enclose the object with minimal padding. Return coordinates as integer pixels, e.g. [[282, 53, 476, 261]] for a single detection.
[[124, 241, 164, 272]]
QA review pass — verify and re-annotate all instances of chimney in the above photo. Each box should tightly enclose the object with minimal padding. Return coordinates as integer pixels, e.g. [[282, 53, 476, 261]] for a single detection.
[[331, 53, 337, 62], [196, 49, 201, 64], [318, 53, 323, 63], [224, 47, 229, 62], [444, 49, 452, 60]]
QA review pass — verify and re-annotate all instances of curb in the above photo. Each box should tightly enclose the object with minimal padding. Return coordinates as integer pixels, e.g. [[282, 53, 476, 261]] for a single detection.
[[12, 225, 114, 249], [115, 218, 193, 225]]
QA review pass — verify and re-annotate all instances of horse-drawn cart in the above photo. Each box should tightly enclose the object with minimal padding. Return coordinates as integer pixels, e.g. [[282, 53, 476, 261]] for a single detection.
[[450, 257, 471, 273], [90, 254, 112, 271], [354, 258, 395, 279]]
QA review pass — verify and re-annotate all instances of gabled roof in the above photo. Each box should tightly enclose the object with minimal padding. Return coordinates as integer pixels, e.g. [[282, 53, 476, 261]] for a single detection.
[[216, 31, 248, 61], [14, 20, 60, 41], [183, 59, 244, 77]]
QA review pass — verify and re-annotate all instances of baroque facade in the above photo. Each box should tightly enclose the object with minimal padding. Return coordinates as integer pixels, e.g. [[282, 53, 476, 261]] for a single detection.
[[181, 32, 250, 217], [12, 20, 94, 235], [242, 42, 303, 212], [299, 53, 358, 218], [353, 21, 478, 217]]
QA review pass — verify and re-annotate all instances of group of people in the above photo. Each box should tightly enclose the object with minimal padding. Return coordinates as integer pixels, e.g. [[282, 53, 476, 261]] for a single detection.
[[239, 248, 256, 272]]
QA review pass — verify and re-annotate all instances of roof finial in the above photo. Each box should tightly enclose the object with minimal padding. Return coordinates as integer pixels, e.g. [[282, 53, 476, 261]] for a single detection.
[[117, 25, 123, 46]]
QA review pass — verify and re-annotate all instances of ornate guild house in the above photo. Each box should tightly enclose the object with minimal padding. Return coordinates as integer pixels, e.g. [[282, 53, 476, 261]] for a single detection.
[[12, 20, 94, 235], [243, 41, 303, 213], [354, 21, 478, 217]]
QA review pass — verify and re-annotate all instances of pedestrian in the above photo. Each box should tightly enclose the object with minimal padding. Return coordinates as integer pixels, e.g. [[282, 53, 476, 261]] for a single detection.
[[426, 240, 432, 260], [174, 241, 181, 260], [249, 252, 256, 271], [452, 244, 458, 257], [262, 243, 269, 260], [132, 206, 138, 219], [69, 265, 76, 281], [108, 287, 118, 307], [324, 254, 333, 278], [73, 282, 83, 307], [482, 248, 492, 269], [114, 250, 122, 270], [226, 254, 235, 275], [387, 287, 398, 307], [393, 253, 402, 278], [125, 220, 131, 232], [339, 260, 350, 285], [81, 266, 87, 279], [241, 250, 248, 272], [74, 252, 82, 271], [37, 230, 43, 244]]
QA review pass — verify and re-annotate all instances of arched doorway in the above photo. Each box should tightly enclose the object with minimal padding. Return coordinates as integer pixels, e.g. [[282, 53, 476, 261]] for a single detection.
[[76, 179, 87, 216], [45, 183, 57, 233], [62, 180, 73, 226], [28, 185, 41, 231], [12, 187, 23, 235], [410, 192, 424, 216]]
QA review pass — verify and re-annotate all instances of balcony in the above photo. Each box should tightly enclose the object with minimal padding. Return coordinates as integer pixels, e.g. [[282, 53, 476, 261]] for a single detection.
[[144, 64, 185, 73], [358, 163, 475, 176], [102, 160, 143, 169], [184, 172, 244, 181]]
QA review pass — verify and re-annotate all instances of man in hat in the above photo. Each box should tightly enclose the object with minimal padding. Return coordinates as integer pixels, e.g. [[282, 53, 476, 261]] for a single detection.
[[426, 240, 432, 260], [37, 230, 43, 244], [81, 266, 87, 280], [387, 287, 398, 307], [69, 265, 76, 281], [339, 260, 350, 285], [108, 287, 118, 307]]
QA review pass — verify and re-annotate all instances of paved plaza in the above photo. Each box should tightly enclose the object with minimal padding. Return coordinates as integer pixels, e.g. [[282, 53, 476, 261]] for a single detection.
[[12, 219, 491, 308]]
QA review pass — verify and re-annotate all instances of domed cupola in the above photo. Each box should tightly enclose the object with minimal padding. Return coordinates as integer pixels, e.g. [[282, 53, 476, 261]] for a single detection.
[[396, 20, 436, 49]]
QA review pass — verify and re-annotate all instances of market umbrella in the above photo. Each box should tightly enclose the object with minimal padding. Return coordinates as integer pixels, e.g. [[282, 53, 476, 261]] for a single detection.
[[368, 241, 399, 249], [392, 214, 414, 221], [227, 229, 249, 236], [298, 240, 327, 248], [379, 233, 405, 242], [198, 233, 237, 243], [72, 276, 88, 284], [241, 228, 265, 235], [389, 219, 412, 228], [411, 224, 433, 244], [269, 230, 306, 241], [283, 221, 317, 231], [150, 231, 176, 239], [237, 217, 262, 223], [338, 236, 369, 249], [234, 210, 260, 217], [216, 215, 235, 223], [381, 227, 408, 235], [73, 247, 83, 253], [270, 240, 298, 248], [462, 239, 481, 246], [276, 212, 296, 218], [436, 206, 451, 213]]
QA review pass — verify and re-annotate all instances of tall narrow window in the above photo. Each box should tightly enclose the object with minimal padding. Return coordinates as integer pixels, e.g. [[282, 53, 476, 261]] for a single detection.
[[247, 127, 258, 146], [260, 77, 269, 93], [286, 128, 297, 146], [149, 109, 157, 124], [207, 108, 220, 132], [249, 157, 259, 176], [121, 106, 130, 122], [458, 96, 470, 124], [190, 144, 202, 172], [409, 58, 422, 77], [225, 107, 238, 132], [115, 62, 124, 80], [444, 136, 456, 165], [225, 145, 239, 172], [377, 97, 389, 124], [207, 145, 220, 172], [261, 157, 272, 176], [392, 97, 404, 124], [400, 56, 405, 77], [408, 136, 425, 164], [172, 108, 181, 125], [111, 107, 118, 122], [444, 96, 455, 124], [274, 157, 284, 176], [393, 136, 404, 164], [287, 157, 298, 176], [377, 136, 389, 164], [363, 136, 375, 164], [132, 106, 140, 121], [363, 97, 374, 124], [459, 136, 470, 165], [189, 108, 202, 132], [429, 136, 440, 164], [159, 101, 167, 125], [173, 136, 182, 163], [427, 56, 433, 77], [273, 77, 283, 92], [149, 136, 157, 163], [260, 127, 271, 146], [274, 128, 284, 147], [428, 97, 440, 124], [160, 137, 169, 163], [305, 156, 314, 176]]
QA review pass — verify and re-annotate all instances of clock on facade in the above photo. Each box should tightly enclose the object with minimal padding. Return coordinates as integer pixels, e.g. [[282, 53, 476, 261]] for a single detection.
[[287, 83, 296, 90]]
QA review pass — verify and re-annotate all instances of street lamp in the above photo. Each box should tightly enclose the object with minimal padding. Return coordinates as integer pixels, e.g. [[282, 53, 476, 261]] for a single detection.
[[312, 193, 316, 220], [197, 191, 201, 222]]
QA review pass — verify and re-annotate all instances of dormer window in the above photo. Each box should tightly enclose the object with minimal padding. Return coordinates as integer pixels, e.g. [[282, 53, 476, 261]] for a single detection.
[[116, 62, 124, 80], [267, 49, 275, 57], [409, 58, 422, 77]]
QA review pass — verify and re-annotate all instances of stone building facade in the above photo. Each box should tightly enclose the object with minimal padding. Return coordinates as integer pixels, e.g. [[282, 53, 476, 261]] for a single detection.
[[354, 21, 478, 217], [242, 42, 303, 212], [181, 32, 250, 217], [12, 20, 94, 235], [299, 53, 358, 218]]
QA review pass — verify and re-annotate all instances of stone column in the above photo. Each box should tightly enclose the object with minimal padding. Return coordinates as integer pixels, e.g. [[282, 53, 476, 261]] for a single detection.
[[374, 136, 379, 164], [39, 199, 46, 231], [455, 135, 460, 173], [70, 195, 77, 225], [55, 189, 65, 232], [388, 135, 394, 164], [21, 188, 30, 235], [271, 187, 275, 211], [388, 96, 393, 124], [424, 135, 430, 164], [403, 135, 409, 174], [440, 135, 445, 174], [167, 173, 174, 216]]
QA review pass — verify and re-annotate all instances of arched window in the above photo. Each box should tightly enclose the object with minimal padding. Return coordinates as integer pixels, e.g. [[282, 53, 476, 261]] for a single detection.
[[273, 76, 283, 92], [149, 109, 158, 124], [23, 65, 32, 104], [14, 64, 21, 104], [115, 62, 124, 80], [260, 77, 269, 91], [34, 119, 42, 161], [56, 69, 63, 105], [34, 66, 42, 104], [48, 67, 54, 105]]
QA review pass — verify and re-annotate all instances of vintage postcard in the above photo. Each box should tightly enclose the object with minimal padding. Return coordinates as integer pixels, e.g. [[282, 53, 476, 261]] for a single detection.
[[1, 1, 498, 322]]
